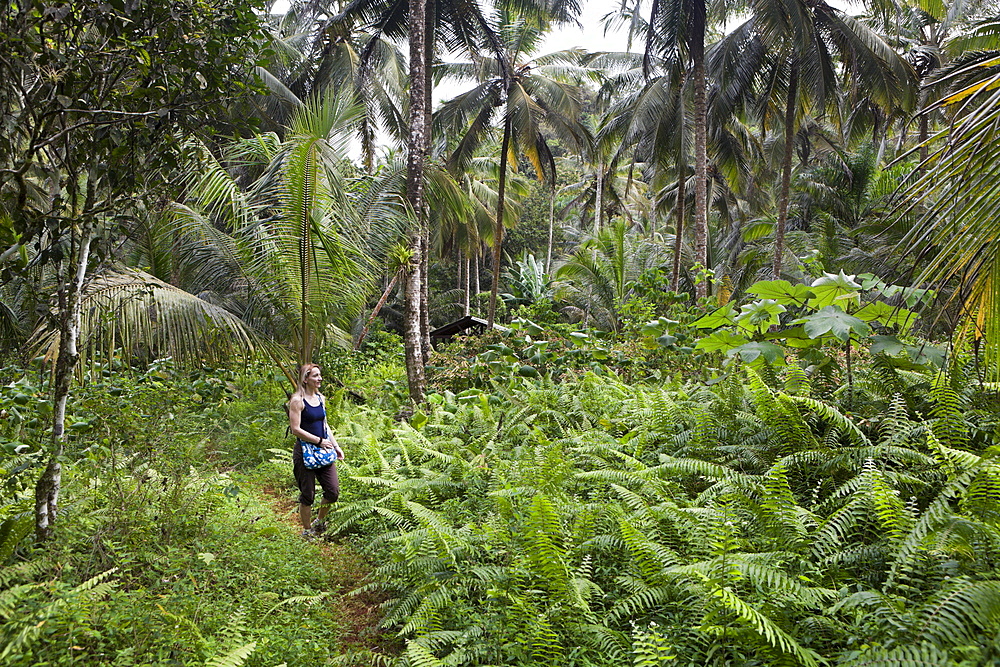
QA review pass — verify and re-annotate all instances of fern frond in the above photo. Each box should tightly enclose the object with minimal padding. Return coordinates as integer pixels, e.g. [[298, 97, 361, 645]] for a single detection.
[[204, 642, 257, 667], [839, 642, 952, 666]]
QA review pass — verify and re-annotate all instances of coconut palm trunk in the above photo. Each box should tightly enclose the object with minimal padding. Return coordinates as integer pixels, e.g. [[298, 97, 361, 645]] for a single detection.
[[419, 0, 435, 363], [463, 252, 471, 315], [546, 184, 556, 273], [672, 165, 686, 291], [773, 61, 798, 279], [404, 0, 429, 402], [594, 164, 604, 233], [487, 110, 513, 327], [473, 250, 480, 307], [35, 218, 94, 541], [691, 5, 709, 299], [420, 234, 431, 364]]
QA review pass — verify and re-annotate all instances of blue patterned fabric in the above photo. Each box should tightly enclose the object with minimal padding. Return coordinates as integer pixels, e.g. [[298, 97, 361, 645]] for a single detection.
[[300, 439, 336, 469]]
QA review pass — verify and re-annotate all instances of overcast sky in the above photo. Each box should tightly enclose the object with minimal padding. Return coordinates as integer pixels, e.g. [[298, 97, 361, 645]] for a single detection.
[[269, 0, 639, 54]]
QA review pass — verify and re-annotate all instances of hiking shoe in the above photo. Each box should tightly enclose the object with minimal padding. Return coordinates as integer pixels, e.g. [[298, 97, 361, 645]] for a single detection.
[[311, 520, 327, 535], [301, 528, 316, 539]]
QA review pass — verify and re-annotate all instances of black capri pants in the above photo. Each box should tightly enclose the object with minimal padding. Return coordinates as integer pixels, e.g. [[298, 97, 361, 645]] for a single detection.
[[292, 440, 340, 506]]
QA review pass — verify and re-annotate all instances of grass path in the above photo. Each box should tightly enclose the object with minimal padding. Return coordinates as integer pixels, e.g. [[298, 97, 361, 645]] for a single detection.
[[259, 485, 396, 661]]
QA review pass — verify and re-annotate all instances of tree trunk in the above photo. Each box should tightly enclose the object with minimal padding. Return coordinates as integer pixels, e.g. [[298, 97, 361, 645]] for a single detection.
[[473, 251, 480, 310], [419, 0, 435, 364], [420, 231, 431, 364], [355, 272, 399, 350], [404, 0, 429, 403], [691, 6, 709, 300], [546, 185, 555, 274], [594, 164, 603, 234], [918, 102, 929, 172], [488, 111, 513, 328], [773, 61, 798, 280], [463, 252, 471, 316], [35, 219, 94, 542], [671, 165, 686, 292]]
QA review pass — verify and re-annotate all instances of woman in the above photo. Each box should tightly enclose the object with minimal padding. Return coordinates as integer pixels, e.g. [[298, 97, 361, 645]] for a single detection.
[[288, 363, 344, 537]]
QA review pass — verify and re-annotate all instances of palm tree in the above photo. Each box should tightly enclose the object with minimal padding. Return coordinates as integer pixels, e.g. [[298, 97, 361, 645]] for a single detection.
[[897, 49, 1000, 372], [555, 221, 669, 330], [436, 10, 592, 326], [867, 0, 999, 167], [31, 94, 403, 383], [713, 0, 915, 279], [249, 2, 409, 168]]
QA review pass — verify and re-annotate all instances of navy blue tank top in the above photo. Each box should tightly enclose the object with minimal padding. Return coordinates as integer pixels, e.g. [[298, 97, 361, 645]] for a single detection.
[[300, 396, 327, 441]]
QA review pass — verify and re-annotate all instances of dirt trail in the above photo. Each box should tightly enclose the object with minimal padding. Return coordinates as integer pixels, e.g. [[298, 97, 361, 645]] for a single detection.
[[260, 486, 394, 656]]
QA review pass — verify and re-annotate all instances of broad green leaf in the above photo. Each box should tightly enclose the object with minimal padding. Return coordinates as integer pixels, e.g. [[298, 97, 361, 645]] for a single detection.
[[870, 335, 907, 356], [727, 341, 787, 365], [747, 280, 814, 305], [510, 318, 544, 336], [901, 287, 934, 308], [696, 330, 749, 352], [908, 344, 946, 368], [857, 273, 886, 291], [692, 303, 737, 329], [656, 333, 678, 347], [854, 301, 919, 329], [641, 316, 679, 337], [765, 325, 819, 349], [795, 306, 871, 341], [808, 271, 862, 309], [735, 299, 786, 333]]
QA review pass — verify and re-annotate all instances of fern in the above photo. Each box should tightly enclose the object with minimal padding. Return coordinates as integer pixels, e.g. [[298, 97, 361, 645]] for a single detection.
[[524, 493, 570, 594], [405, 640, 445, 667], [693, 571, 821, 667], [0, 512, 32, 565], [916, 578, 1000, 646], [840, 642, 952, 666], [204, 642, 257, 667]]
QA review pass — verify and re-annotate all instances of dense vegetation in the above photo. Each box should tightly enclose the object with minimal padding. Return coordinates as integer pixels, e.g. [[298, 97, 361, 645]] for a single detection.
[[4, 0, 1000, 664]]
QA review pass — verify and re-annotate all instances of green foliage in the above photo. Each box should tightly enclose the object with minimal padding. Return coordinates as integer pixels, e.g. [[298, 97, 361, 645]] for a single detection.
[[327, 354, 1000, 666]]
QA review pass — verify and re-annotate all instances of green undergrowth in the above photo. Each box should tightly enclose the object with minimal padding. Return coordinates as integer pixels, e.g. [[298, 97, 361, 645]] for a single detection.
[[324, 362, 1000, 667], [0, 360, 382, 667], [6, 329, 1000, 666], [1, 452, 350, 666]]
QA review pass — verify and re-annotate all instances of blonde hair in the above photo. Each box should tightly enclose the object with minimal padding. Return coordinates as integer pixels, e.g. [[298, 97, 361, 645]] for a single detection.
[[294, 363, 322, 399]]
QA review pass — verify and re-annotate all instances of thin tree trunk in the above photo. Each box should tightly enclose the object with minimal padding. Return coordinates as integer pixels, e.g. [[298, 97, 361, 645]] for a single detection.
[[35, 219, 94, 541], [488, 112, 513, 328], [404, 0, 429, 403], [419, 0, 435, 366], [671, 165, 686, 292], [546, 185, 555, 273], [463, 252, 470, 316], [918, 103, 929, 172], [773, 61, 798, 280], [420, 232, 431, 364], [355, 272, 400, 350], [594, 164, 603, 234], [691, 7, 709, 300], [472, 251, 480, 311]]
